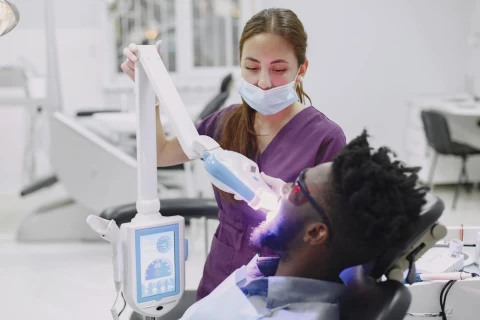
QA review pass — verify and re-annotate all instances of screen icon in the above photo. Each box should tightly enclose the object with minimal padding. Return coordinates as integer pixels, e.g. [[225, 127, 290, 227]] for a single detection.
[[157, 236, 172, 253]]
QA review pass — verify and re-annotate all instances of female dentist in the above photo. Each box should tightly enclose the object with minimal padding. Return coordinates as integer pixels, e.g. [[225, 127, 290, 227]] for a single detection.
[[121, 8, 346, 300]]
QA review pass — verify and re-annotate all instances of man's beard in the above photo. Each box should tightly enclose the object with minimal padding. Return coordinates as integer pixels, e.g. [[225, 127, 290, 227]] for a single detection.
[[250, 209, 305, 256]]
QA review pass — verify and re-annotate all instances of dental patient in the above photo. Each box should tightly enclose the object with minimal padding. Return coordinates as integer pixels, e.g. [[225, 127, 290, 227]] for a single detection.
[[181, 131, 428, 320]]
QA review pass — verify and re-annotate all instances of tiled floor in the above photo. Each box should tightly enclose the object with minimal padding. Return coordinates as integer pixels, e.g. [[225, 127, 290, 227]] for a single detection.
[[431, 185, 480, 226], [0, 184, 478, 319]]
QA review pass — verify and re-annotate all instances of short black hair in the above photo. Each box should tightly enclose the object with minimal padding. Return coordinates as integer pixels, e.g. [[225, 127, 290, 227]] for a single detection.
[[327, 130, 428, 266]]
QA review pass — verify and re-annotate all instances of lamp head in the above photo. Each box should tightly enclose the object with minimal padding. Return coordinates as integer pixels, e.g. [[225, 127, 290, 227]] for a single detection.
[[0, 1, 20, 37]]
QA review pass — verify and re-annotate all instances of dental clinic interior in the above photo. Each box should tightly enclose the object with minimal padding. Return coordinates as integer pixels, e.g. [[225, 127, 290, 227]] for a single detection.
[[2, 0, 480, 319]]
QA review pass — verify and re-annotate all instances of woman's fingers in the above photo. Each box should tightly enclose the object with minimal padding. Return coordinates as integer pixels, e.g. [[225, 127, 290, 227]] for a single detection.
[[155, 40, 162, 55], [123, 44, 138, 62], [120, 58, 135, 80]]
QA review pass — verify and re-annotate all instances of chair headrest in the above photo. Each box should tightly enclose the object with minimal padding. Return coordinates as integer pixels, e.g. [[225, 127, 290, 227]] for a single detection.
[[220, 73, 233, 92], [338, 194, 447, 320], [364, 193, 447, 283]]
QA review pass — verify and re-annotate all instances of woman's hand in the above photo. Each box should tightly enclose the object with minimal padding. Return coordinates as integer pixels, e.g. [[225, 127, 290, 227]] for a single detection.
[[234, 172, 289, 201], [259, 172, 289, 198], [120, 40, 162, 81]]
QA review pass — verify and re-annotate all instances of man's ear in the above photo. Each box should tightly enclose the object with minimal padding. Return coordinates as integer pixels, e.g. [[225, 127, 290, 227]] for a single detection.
[[303, 222, 329, 245]]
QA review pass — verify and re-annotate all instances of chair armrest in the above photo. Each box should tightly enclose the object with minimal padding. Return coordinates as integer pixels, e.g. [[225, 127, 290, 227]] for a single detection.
[[20, 175, 58, 197], [100, 198, 219, 226], [158, 164, 185, 170], [76, 109, 122, 117]]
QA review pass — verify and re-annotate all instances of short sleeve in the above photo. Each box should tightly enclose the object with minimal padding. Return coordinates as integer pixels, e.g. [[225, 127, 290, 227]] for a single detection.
[[195, 111, 220, 139], [315, 126, 347, 165]]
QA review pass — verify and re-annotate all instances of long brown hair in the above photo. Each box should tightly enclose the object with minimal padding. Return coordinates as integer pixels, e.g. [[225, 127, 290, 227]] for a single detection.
[[218, 8, 311, 202]]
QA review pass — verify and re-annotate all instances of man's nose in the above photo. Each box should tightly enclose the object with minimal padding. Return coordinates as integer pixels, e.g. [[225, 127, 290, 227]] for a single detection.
[[257, 71, 272, 90]]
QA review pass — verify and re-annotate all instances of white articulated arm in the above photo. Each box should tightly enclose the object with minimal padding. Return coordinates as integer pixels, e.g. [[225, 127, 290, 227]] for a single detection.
[[136, 45, 220, 159]]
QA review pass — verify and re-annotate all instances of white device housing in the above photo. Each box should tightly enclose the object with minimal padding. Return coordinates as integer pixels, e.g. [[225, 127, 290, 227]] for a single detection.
[[121, 214, 186, 317], [114, 47, 188, 317]]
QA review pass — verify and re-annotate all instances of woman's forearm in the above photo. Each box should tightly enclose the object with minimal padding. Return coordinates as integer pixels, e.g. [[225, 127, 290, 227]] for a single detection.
[[155, 104, 168, 153], [155, 104, 190, 167]]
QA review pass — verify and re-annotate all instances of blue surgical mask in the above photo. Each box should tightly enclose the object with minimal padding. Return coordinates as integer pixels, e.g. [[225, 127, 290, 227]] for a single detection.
[[238, 71, 301, 115]]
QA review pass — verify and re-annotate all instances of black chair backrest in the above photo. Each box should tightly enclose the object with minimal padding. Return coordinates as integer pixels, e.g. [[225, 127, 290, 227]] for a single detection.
[[340, 266, 412, 320], [196, 73, 233, 122], [197, 91, 229, 122], [220, 73, 233, 93], [420, 110, 453, 154]]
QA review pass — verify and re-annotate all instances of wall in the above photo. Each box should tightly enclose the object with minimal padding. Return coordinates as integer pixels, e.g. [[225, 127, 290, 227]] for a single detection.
[[0, 0, 476, 194], [467, 0, 480, 96], [258, 0, 473, 157]]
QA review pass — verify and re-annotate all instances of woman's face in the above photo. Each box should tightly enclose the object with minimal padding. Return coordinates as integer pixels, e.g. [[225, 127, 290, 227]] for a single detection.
[[241, 33, 306, 90]]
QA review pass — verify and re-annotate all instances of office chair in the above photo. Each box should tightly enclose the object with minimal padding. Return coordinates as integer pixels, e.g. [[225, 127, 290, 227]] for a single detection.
[[101, 194, 446, 320], [421, 110, 480, 209]]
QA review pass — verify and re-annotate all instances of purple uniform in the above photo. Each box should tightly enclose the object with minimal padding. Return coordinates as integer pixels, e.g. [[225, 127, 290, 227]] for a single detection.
[[195, 104, 346, 300]]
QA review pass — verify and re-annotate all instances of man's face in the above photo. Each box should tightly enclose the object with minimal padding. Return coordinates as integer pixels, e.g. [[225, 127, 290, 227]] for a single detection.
[[250, 163, 332, 253]]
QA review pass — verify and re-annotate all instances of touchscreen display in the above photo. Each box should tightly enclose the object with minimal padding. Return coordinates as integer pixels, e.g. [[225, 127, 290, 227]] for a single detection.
[[135, 224, 179, 303]]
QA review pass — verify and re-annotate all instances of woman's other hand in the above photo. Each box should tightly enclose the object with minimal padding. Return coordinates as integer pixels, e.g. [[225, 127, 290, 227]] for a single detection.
[[120, 40, 162, 81]]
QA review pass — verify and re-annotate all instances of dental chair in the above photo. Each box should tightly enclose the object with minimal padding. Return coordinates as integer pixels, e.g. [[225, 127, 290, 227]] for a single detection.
[[100, 193, 446, 320], [17, 73, 233, 241]]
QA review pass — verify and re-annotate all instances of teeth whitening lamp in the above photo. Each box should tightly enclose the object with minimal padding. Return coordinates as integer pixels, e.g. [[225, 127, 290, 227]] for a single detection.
[[87, 45, 279, 319]]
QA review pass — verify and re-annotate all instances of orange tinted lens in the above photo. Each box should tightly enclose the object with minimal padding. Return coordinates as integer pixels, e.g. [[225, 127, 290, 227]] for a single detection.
[[288, 184, 308, 206]]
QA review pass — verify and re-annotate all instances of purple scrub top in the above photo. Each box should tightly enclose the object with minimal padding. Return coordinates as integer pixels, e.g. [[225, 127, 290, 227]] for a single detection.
[[195, 104, 346, 300]]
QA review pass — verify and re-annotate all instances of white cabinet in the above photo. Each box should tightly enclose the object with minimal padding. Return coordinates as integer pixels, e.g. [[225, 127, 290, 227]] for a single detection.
[[404, 94, 480, 185]]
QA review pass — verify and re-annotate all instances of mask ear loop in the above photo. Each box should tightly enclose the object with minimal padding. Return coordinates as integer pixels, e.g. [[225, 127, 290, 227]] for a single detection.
[[294, 67, 304, 87]]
